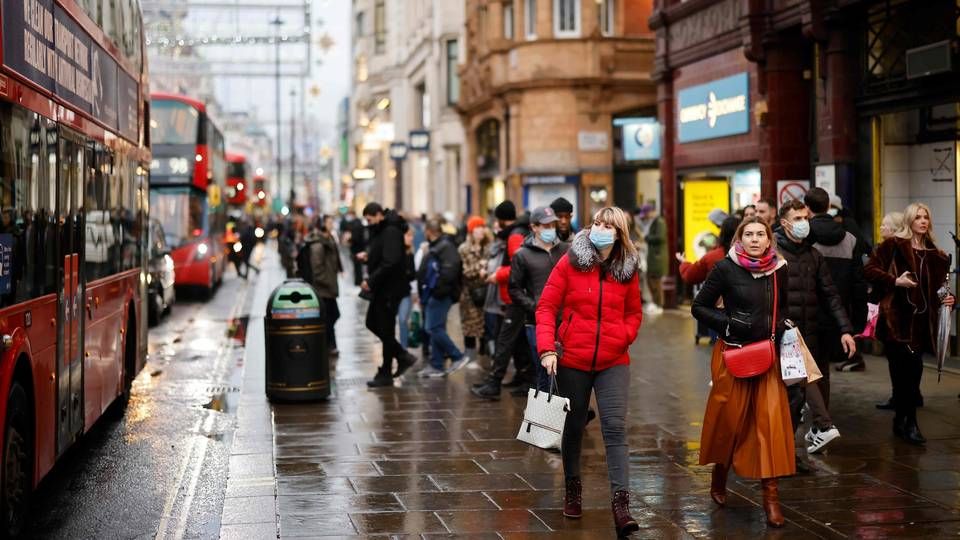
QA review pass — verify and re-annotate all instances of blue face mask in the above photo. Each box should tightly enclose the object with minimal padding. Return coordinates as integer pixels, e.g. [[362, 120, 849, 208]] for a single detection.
[[538, 228, 557, 244], [589, 227, 616, 249]]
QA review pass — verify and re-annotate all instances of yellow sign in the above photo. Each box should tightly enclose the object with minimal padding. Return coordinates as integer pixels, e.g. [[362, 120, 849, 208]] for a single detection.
[[683, 180, 729, 263], [208, 184, 222, 207]]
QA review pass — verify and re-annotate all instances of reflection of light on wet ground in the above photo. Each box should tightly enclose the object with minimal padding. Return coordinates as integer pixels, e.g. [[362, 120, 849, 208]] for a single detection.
[[188, 337, 219, 353]]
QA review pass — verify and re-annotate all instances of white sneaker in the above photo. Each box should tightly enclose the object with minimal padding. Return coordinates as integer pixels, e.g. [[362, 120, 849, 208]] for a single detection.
[[643, 304, 663, 315], [806, 426, 840, 454], [417, 366, 447, 378], [447, 354, 472, 374]]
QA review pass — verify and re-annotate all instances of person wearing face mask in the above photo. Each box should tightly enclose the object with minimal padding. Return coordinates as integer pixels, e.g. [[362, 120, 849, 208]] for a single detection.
[[458, 216, 493, 360], [507, 207, 570, 392], [804, 188, 869, 374], [775, 200, 856, 456], [692, 217, 793, 528], [536, 207, 643, 537]]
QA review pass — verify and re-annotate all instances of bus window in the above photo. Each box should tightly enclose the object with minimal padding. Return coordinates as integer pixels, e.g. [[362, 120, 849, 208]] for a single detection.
[[0, 104, 58, 305], [149, 188, 205, 249], [151, 101, 199, 145]]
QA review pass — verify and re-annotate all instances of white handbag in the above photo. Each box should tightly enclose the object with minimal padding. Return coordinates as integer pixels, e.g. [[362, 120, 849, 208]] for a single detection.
[[516, 376, 570, 451]]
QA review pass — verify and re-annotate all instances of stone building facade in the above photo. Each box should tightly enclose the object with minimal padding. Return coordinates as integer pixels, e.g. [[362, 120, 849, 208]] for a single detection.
[[348, 0, 466, 215], [459, 0, 657, 225]]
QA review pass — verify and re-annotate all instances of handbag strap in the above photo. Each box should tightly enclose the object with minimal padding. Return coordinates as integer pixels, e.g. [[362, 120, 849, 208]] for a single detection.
[[770, 272, 778, 341]]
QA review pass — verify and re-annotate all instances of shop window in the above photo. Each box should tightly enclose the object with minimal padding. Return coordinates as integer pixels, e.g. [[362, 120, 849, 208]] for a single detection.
[[356, 11, 365, 37], [553, 0, 580, 38], [446, 40, 460, 106], [503, 2, 515, 40], [476, 119, 501, 180], [525, 0, 537, 39]]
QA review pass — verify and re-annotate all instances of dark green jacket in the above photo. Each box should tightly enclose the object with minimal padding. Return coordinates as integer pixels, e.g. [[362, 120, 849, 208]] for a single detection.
[[646, 216, 668, 278]]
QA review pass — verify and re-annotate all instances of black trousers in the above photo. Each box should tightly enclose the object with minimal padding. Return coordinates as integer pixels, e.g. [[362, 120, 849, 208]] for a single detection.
[[366, 295, 402, 376], [323, 298, 340, 349], [885, 341, 924, 420], [490, 304, 531, 382], [352, 254, 365, 286]]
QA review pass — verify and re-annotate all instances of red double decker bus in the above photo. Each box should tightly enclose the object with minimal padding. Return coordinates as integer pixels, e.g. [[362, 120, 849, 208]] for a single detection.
[[0, 0, 149, 533], [226, 152, 249, 209], [149, 93, 227, 297]]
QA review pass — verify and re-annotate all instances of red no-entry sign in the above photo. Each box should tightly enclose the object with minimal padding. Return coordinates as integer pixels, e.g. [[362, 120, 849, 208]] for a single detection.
[[777, 181, 810, 206]]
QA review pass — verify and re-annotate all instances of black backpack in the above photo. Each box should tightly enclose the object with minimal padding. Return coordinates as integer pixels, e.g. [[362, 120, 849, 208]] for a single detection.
[[296, 240, 320, 284]]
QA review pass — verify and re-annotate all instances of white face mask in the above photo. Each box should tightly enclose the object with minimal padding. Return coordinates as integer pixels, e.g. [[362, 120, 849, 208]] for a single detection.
[[827, 208, 839, 217], [791, 219, 810, 240]]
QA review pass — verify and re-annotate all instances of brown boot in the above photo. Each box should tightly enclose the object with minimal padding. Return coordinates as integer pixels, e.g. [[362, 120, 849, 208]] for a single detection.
[[761, 478, 785, 528], [611, 490, 639, 537], [710, 463, 728, 506], [563, 477, 582, 518]]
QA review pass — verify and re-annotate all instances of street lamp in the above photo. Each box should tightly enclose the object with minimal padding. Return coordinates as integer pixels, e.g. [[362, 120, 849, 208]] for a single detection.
[[270, 15, 284, 203], [290, 88, 297, 207]]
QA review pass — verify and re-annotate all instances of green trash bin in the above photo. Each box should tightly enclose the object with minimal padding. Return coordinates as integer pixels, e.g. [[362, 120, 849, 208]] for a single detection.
[[265, 279, 329, 401]]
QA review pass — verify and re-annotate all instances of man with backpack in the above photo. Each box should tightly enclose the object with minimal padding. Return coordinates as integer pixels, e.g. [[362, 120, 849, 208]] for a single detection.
[[416, 219, 469, 377], [298, 215, 343, 356]]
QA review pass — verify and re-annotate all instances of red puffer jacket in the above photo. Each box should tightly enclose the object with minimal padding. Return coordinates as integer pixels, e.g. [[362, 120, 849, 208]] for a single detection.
[[535, 231, 643, 372]]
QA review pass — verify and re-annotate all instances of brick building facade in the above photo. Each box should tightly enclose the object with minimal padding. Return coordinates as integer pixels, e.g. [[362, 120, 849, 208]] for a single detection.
[[458, 0, 658, 225]]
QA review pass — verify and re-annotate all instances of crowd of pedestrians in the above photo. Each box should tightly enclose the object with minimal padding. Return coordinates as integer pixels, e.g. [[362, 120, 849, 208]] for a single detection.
[[277, 187, 954, 535]]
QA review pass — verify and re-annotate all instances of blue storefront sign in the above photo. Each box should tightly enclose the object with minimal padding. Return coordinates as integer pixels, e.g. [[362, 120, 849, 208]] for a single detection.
[[614, 117, 661, 161], [0, 234, 12, 295], [677, 72, 750, 143]]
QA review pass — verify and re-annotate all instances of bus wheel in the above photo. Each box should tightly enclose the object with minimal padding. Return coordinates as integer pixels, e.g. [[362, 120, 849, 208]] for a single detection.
[[2, 381, 33, 538]]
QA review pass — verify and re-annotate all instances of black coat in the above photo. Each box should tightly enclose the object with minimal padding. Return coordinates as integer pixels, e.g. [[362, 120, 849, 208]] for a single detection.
[[809, 214, 868, 332], [508, 236, 570, 322], [692, 257, 789, 346], [776, 231, 853, 356], [366, 211, 408, 300], [417, 235, 462, 302]]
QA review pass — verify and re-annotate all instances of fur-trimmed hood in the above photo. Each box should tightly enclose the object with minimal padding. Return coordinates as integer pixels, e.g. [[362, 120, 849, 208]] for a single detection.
[[568, 230, 639, 283]]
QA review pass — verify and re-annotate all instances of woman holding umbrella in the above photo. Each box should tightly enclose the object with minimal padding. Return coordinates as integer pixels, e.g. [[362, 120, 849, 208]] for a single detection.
[[865, 203, 955, 445]]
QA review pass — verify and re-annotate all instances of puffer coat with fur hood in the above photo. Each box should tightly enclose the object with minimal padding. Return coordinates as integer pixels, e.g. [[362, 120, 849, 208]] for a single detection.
[[535, 230, 643, 372]]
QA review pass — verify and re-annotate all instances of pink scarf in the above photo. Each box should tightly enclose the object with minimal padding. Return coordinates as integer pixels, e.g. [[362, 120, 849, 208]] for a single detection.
[[732, 242, 779, 275]]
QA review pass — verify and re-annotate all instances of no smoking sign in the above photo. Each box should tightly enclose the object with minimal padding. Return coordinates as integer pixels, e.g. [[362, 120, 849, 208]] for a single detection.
[[777, 180, 810, 206]]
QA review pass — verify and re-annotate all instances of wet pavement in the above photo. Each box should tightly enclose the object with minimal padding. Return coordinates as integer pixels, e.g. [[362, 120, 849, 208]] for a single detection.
[[219, 249, 960, 539], [28, 248, 259, 539]]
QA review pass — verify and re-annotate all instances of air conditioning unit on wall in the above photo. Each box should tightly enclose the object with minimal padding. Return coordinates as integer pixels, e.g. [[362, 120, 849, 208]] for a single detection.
[[906, 40, 954, 79]]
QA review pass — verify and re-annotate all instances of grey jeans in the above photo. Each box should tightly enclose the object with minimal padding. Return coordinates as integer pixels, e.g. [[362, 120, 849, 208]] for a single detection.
[[557, 364, 630, 495]]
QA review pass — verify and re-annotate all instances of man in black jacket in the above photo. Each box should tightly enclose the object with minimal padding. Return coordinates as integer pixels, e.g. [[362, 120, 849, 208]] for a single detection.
[[806, 188, 869, 372], [508, 206, 570, 392], [416, 219, 468, 378], [776, 200, 856, 454], [550, 197, 576, 242], [362, 203, 418, 387]]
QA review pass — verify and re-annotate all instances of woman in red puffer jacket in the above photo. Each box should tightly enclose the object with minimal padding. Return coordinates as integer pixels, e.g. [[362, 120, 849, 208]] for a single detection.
[[535, 206, 643, 537]]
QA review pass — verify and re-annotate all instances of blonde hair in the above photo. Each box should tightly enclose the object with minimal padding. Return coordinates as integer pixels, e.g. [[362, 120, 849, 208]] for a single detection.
[[880, 211, 904, 240], [592, 207, 640, 264], [895, 203, 937, 247]]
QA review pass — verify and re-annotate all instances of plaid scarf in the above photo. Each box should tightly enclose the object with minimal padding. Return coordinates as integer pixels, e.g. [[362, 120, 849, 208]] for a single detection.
[[732, 242, 779, 275]]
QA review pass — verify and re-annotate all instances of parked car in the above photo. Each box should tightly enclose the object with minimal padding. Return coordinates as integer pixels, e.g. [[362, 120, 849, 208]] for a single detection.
[[147, 219, 176, 324]]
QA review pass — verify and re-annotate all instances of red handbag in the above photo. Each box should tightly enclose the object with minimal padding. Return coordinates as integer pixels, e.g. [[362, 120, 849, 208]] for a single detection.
[[722, 272, 777, 378]]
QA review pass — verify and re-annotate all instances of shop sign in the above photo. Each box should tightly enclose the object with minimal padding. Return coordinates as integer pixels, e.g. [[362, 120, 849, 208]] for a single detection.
[[578, 131, 609, 152], [409, 130, 430, 151], [524, 175, 577, 185], [682, 180, 729, 262], [2, 0, 138, 140], [777, 180, 809, 206], [615, 117, 660, 160], [677, 72, 749, 143], [814, 165, 836, 194]]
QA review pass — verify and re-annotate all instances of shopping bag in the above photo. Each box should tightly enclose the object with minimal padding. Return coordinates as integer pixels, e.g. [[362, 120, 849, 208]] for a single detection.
[[516, 375, 570, 451], [779, 326, 808, 386], [797, 331, 822, 384], [856, 303, 879, 340], [408, 309, 422, 349]]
